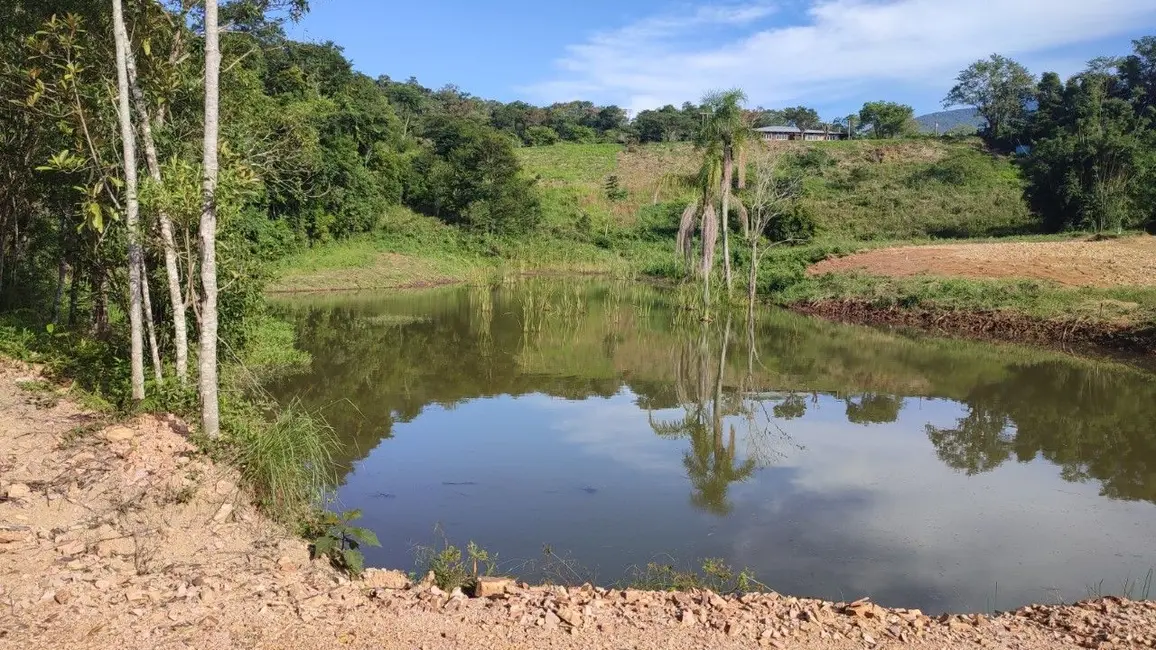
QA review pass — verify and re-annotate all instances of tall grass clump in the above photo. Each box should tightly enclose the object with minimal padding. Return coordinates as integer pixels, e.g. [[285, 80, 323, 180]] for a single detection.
[[222, 397, 339, 522]]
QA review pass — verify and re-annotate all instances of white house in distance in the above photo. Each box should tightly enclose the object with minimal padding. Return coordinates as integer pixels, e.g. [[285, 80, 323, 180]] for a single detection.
[[754, 125, 848, 141]]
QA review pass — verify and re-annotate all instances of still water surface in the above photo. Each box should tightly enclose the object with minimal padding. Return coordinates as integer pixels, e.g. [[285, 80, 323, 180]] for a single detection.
[[270, 280, 1156, 613]]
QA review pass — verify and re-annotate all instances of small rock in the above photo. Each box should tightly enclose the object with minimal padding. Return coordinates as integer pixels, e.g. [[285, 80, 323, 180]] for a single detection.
[[0, 529, 28, 543], [863, 632, 877, 645], [363, 569, 410, 590], [543, 611, 561, 630], [102, 426, 135, 442], [276, 555, 298, 571], [471, 576, 514, 598], [54, 589, 73, 605], [212, 503, 234, 524], [96, 537, 134, 557], [557, 606, 583, 628], [680, 610, 697, 627], [5, 484, 31, 500]]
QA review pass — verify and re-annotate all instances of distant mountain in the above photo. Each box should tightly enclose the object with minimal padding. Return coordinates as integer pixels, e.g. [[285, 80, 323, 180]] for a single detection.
[[914, 108, 985, 135]]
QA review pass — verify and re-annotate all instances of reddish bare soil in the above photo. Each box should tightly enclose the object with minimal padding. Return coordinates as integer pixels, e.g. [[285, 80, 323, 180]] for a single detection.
[[808, 236, 1156, 288], [3, 361, 1156, 649]]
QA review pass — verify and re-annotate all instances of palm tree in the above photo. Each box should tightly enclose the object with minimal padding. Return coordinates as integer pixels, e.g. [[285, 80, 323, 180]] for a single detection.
[[676, 90, 751, 308], [697, 89, 748, 296]]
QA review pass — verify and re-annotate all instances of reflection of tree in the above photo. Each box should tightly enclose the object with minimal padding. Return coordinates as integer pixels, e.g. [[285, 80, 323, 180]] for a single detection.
[[923, 362, 1156, 503], [650, 317, 757, 515], [271, 281, 1156, 508], [925, 407, 1013, 475], [843, 393, 904, 425], [773, 393, 807, 419]]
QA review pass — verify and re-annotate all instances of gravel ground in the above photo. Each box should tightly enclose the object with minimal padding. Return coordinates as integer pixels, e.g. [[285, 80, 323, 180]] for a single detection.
[[807, 236, 1156, 288], [2, 361, 1154, 650]]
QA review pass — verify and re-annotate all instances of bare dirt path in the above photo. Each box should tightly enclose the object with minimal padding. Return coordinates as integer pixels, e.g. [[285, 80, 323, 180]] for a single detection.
[[807, 236, 1156, 288], [1, 360, 1153, 650]]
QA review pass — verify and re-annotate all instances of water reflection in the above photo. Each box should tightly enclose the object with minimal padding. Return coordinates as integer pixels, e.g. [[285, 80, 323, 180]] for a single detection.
[[269, 280, 1156, 612]]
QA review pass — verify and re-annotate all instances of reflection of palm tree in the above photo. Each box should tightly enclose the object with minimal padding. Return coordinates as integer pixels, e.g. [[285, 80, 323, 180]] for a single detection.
[[649, 317, 757, 514], [684, 421, 757, 515]]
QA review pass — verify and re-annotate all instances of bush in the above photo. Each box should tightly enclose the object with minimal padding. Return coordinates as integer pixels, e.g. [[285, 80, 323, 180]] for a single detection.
[[525, 125, 559, 147]]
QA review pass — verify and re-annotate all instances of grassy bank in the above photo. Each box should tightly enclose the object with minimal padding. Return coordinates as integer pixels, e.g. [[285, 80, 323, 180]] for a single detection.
[[269, 205, 641, 293]]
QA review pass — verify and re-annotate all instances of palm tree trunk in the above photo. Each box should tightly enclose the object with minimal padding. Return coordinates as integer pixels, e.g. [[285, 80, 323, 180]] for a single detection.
[[125, 16, 188, 385], [721, 148, 733, 296], [199, 0, 222, 438], [112, 0, 145, 402]]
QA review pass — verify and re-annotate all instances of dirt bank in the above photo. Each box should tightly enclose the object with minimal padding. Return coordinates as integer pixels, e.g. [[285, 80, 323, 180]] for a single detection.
[[2, 361, 1154, 650], [790, 299, 1156, 358], [807, 236, 1156, 288]]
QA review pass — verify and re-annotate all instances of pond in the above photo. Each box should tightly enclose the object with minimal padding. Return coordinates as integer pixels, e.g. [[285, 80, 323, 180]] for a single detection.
[[268, 279, 1156, 614]]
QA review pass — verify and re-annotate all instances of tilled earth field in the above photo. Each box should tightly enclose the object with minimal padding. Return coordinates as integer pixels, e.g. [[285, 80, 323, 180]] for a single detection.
[[807, 236, 1156, 288]]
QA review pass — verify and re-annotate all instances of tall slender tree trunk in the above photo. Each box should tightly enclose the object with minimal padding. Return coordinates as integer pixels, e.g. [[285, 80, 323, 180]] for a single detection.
[[91, 272, 110, 338], [113, 0, 145, 402], [68, 255, 81, 328], [141, 259, 163, 383], [199, 0, 222, 438], [0, 228, 7, 309], [52, 212, 67, 323], [126, 19, 188, 385], [747, 239, 758, 309], [721, 147, 733, 296]]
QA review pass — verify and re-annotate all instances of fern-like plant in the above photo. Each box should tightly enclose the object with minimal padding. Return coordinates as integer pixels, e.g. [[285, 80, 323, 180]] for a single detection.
[[309, 509, 380, 576]]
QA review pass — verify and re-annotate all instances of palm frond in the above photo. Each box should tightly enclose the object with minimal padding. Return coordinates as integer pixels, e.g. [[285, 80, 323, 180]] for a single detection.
[[676, 202, 698, 269], [701, 204, 719, 277]]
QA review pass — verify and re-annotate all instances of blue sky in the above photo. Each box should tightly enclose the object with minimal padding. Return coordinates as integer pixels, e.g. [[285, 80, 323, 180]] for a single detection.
[[288, 0, 1156, 119]]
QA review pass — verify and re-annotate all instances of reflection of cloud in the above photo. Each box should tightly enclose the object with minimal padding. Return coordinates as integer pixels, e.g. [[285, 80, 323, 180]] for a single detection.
[[525, 389, 688, 475], [726, 395, 1156, 612]]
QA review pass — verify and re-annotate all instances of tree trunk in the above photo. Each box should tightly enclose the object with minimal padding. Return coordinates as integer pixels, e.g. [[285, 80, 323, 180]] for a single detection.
[[91, 271, 110, 339], [0, 228, 7, 309], [113, 0, 146, 402], [721, 147, 733, 296], [199, 0, 222, 438], [67, 256, 81, 329], [53, 259, 66, 325], [141, 258, 163, 383], [748, 239, 758, 309], [126, 16, 188, 385]]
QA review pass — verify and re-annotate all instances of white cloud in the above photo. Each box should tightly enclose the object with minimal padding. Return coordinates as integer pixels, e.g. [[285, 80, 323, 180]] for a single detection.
[[525, 0, 1156, 114]]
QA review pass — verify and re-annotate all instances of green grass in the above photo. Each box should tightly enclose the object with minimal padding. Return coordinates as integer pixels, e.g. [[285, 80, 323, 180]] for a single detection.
[[218, 397, 339, 523], [270, 205, 636, 293], [779, 270, 1156, 326]]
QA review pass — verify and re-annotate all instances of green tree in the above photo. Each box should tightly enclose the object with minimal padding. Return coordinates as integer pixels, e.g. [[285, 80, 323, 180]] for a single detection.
[[944, 54, 1035, 143], [782, 106, 820, 134], [858, 101, 915, 139]]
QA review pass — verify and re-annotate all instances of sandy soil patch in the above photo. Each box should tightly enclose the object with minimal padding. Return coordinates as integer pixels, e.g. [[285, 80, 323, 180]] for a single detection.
[[2, 361, 1154, 649], [808, 236, 1156, 288]]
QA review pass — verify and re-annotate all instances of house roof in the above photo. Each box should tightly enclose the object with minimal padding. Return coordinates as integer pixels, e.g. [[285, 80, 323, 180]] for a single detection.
[[754, 125, 832, 134]]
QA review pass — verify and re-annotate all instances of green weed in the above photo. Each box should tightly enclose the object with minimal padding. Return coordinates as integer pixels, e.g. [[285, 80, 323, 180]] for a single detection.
[[306, 509, 380, 577], [623, 557, 767, 594], [414, 530, 498, 591]]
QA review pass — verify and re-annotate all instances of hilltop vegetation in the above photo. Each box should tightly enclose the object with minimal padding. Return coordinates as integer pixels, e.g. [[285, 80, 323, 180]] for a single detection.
[[518, 138, 1034, 242]]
